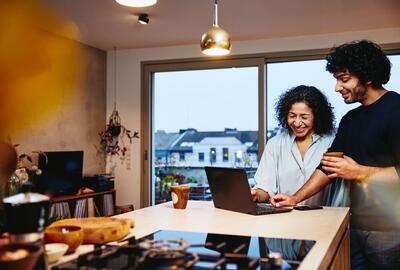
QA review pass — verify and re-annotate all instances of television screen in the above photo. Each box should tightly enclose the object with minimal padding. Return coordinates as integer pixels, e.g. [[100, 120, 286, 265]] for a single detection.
[[37, 151, 84, 196]]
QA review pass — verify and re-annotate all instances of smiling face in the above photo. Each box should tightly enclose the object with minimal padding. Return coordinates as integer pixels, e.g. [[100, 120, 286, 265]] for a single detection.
[[287, 102, 314, 140], [334, 71, 367, 104]]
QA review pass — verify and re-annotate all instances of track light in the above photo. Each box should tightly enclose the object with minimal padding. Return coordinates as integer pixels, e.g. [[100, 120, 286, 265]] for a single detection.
[[138, 14, 149, 25], [115, 0, 157, 7]]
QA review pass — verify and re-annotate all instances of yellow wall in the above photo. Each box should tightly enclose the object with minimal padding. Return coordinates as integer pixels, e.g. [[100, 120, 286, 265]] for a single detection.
[[12, 42, 107, 175]]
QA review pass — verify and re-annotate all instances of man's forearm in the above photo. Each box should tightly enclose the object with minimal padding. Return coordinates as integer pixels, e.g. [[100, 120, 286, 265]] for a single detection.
[[293, 169, 331, 204], [359, 165, 399, 184]]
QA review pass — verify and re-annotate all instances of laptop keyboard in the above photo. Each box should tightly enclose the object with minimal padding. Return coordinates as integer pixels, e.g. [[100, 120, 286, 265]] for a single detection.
[[255, 203, 286, 214]]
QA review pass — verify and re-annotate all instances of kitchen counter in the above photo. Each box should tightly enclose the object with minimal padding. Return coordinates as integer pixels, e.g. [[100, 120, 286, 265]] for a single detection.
[[55, 200, 350, 270]]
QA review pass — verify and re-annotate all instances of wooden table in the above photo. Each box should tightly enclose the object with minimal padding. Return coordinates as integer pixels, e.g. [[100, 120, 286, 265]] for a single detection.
[[55, 200, 350, 270]]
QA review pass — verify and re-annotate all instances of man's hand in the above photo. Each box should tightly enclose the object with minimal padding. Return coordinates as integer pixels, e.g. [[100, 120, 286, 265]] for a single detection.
[[250, 188, 269, 203], [270, 193, 297, 207], [321, 155, 366, 181]]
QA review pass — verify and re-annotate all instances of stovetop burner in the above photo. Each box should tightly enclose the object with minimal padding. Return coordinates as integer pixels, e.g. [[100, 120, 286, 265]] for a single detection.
[[52, 230, 315, 270], [139, 238, 190, 251], [139, 239, 198, 269]]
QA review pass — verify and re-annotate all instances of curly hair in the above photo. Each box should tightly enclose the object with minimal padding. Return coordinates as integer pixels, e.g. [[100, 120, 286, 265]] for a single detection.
[[275, 85, 335, 135], [326, 40, 391, 88]]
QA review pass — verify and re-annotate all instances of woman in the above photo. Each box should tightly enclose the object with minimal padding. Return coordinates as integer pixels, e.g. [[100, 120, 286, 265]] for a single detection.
[[251, 85, 341, 206]]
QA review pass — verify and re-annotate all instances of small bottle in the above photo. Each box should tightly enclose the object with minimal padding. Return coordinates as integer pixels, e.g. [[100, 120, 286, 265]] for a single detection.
[[267, 252, 282, 270]]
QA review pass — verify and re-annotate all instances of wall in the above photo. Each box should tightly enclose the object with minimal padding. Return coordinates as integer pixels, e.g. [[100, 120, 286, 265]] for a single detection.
[[107, 28, 400, 208], [12, 41, 107, 175]]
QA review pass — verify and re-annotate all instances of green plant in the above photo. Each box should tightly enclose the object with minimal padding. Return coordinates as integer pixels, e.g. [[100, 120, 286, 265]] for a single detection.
[[155, 175, 176, 202], [186, 176, 196, 184]]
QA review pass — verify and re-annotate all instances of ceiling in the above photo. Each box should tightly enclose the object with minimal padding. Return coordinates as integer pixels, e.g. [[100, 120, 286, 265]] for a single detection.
[[39, 0, 400, 51]]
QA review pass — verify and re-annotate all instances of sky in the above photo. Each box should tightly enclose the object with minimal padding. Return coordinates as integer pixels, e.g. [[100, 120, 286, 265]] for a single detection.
[[154, 56, 400, 133], [154, 67, 258, 132]]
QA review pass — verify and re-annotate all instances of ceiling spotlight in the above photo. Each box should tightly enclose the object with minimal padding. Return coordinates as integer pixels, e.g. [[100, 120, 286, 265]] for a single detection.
[[200, 0, 231, 56], [115, 0, 157, 7], [138, 14, 149, 24]]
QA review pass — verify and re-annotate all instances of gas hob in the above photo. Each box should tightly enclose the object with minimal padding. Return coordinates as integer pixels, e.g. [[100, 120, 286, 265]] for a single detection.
[[52, 230, 315, 270]]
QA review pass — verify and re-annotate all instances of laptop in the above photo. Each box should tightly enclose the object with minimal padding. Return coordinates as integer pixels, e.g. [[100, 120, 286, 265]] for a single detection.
[[205, 166, 292, 215]]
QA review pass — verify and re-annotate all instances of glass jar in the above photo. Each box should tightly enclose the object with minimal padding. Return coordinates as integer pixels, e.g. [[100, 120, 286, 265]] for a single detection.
[[8, 173, 21, 196]]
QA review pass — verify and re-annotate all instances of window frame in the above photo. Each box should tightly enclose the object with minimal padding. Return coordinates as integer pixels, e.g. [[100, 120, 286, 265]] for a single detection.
[[223, 147, 229, 162], [198, 152, 204, 162]]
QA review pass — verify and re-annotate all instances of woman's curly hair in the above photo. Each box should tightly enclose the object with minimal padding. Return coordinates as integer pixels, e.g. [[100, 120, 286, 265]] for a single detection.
[[326, 40, 391, 88], [275, 85, 335, 135]]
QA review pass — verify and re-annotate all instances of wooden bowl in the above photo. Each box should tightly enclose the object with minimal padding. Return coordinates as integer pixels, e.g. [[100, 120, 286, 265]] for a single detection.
[[44, 225, 83, 253], [0, 243, 42, 270]]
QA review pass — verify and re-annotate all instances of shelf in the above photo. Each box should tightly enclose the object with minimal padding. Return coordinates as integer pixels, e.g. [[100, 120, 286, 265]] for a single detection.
[[51, 189, 115, 203], [50, 189, 116, 218]]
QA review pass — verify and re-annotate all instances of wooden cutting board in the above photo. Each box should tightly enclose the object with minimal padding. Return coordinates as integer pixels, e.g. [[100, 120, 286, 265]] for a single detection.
[[50, 217, 134, 244]]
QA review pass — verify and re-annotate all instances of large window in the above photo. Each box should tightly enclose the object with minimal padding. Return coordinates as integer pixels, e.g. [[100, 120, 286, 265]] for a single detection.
[[266, 55, 400, 136], [149, 63, 261, 205]]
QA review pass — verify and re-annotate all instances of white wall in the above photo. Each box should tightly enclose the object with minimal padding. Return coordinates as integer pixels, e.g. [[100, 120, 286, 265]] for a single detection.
[[107, 28, 400, 209]]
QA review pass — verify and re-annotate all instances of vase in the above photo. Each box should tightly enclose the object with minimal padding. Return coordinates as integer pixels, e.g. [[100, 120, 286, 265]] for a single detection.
[[8, 174, 21, 196]]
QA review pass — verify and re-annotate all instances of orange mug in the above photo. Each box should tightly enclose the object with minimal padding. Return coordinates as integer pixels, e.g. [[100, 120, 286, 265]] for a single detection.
[[170, 185, 190, 209], [324, 151, 344, 158]]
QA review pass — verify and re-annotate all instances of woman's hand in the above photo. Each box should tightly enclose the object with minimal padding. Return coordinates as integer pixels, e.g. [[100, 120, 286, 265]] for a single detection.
[[250, 188, 269, 203], [250, 188, 258, 202], [270, 193, 297, 207]]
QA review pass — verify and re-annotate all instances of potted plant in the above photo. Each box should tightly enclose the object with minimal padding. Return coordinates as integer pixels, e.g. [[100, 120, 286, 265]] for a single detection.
[[99, 110, 139, 158], [155, 175, 176, 204]]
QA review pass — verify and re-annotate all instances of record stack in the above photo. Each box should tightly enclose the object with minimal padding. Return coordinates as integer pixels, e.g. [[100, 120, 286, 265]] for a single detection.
[[102, 194, 114, 216], [49, 202, 71, 219], [74, 198, 88, 218]]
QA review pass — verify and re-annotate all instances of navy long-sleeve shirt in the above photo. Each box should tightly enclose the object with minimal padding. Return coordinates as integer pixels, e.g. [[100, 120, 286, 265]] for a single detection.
[[318, 91, 400, 231]]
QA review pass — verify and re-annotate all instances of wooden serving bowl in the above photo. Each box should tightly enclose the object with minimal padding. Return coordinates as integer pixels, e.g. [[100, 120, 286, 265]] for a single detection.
[[50, 217, 134, 244], [44, 225, 83, 253]]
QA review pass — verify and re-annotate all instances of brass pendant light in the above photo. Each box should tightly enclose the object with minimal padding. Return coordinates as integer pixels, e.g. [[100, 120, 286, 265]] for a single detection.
[[200, 0, 231, 56], [115, 0, 157, 8]]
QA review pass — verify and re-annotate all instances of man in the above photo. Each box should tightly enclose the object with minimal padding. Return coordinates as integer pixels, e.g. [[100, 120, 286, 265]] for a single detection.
[[270, 40, 400, 269]]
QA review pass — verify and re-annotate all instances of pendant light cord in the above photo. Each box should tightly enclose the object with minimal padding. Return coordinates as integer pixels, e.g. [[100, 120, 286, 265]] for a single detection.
[[214, 0, 218, 26], [113, 46, 117, 111]]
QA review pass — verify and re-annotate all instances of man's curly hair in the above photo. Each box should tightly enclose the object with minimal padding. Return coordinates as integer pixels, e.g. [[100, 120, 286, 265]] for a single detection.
[[326, 40, 391, 88], [275, 85, 335, 135]]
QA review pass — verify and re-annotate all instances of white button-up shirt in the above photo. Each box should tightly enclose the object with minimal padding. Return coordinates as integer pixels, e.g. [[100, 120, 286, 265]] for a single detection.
[[254, 131, 335, 205]]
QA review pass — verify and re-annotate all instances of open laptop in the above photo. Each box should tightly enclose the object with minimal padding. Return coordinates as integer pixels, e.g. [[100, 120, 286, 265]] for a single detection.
[[205, 166, 292, 215]]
